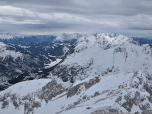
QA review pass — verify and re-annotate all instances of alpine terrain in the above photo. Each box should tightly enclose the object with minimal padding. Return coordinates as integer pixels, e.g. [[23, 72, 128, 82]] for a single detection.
[[0, 33, 152, 114]]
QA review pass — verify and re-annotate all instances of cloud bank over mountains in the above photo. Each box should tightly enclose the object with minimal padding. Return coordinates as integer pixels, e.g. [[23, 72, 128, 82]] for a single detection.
[[0, 0, 152, 36]]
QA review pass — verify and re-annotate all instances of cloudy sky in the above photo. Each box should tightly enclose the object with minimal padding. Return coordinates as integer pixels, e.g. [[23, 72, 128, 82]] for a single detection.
[[0, 0, 152, 36]]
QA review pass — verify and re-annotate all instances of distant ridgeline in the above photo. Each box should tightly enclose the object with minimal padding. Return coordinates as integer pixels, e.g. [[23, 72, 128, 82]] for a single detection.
[[0, 33, 56, 45], [132, 36, 152, 47]]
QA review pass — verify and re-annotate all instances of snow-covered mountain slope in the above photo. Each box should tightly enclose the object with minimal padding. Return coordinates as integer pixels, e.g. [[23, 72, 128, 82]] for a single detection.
[[51, 33, 152, 82], [0, 71, 152, 114], [0, 79, 52, 97], [0, 42, 50, 83], [1, 33, 152, 113]]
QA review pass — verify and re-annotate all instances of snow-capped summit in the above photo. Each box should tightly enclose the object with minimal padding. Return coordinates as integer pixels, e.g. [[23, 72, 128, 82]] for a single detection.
[[75, 33, 133, 51], [51, 33, 152, 83], [95, 33, 133, 45], [54, 33, 84, 42], [0, 33, 25, 39]]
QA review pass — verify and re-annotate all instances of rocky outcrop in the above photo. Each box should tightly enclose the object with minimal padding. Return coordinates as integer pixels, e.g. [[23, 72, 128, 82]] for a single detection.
[[0, 79, 65, 114], [67, 77, 100, 98], [37, 79, 65, 102]]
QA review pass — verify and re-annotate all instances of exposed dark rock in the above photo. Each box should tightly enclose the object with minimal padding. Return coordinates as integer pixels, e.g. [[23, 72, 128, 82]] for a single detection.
[[67, 77, 100, 98]]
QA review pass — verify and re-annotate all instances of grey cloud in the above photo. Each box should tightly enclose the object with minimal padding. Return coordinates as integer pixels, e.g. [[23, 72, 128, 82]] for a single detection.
[[130, 27, 152, 30], [0, 0, 152, 36]]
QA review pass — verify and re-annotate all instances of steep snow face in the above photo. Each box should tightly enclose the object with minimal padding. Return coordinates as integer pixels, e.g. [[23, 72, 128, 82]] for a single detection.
[[52, 33, 152, 82], [0, 78, 70, 114], [0, 33, 24, 39], [0, 79, 52, 97], [54, 33, 84, 42]]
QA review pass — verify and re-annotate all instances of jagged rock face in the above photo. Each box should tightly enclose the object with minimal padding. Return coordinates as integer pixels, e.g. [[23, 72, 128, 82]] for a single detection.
[[59, 71, 152, 114], [51, 34, 152, 83], [36, 79, 65, 102], [0, 79, 66, 114], [113, 71, 150, 113], [67, 77, 100, 98]]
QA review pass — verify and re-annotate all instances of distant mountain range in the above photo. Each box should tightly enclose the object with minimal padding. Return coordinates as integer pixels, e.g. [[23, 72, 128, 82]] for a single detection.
[[131, 36, 152, 47], [0, 33, 83, 44], [0, 33, 84, 90], [0, 42, 51, 90], [1, 33, 152, 113]]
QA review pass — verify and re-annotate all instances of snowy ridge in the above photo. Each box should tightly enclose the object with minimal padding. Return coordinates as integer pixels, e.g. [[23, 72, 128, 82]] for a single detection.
[[75, 33, 133, 51], [54, 33, 84, 42], [0, 79, 52, 97], [52, 33, 152, 82], [0, 42, 23, 60], [0, 33, 25, 39], [0, 50, 23, 61]]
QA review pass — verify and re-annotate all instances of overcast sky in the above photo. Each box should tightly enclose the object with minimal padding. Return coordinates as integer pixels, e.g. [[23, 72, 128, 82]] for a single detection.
[[0, 0, 152, 36]]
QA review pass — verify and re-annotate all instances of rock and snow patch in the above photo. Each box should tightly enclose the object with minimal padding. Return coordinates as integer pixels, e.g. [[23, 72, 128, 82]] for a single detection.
[[0, 50, 23, 61], [0, 71, 152, 114], [45, 59, 62, 68], [0, 42, 23, 61], [63, 46, 69, 54], [51, 33, 152, 83], [0, 78, 68, 114]]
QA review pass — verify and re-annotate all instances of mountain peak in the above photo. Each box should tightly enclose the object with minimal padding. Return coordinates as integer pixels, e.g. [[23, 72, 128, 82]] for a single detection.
[[75, 33, 133, 51], [54, 33, 84, 42], [0, 33, 25, 39]]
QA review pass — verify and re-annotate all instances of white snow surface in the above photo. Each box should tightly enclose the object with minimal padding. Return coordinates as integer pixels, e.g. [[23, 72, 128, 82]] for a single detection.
[[0, 79, 52, 97], [45, 59, 62, 68]]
